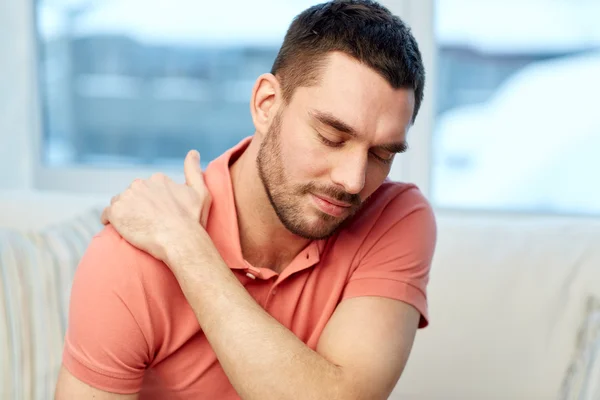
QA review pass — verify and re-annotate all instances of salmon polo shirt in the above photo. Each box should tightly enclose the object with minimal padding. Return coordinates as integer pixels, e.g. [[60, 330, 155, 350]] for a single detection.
[[63, 136, 437, 399]]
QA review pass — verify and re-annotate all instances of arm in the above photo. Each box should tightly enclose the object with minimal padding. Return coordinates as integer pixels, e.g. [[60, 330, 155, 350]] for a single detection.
[[55, 226, 153, 399], [55, 367, 138, 400], [317, 297, 420, 399], [167, 227, 421, 400]]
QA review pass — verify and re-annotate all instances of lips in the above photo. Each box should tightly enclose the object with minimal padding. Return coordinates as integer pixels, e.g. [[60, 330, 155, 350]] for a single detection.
[[312, 194, 352, 208], [311, 193, 351, 217]]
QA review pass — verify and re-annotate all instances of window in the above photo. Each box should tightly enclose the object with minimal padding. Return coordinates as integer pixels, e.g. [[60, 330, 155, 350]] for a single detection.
[[36, 0, 323, 171], [431, 0, 600, 214], [34, 0, 597, 214]]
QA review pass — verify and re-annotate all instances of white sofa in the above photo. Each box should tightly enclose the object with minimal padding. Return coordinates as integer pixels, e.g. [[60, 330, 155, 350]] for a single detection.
[[1, 189, 598, 400], [395, 211, 600, 399]]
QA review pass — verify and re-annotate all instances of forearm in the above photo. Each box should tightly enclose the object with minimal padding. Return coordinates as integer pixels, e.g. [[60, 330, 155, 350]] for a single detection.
[[166, 231, 351, 400]]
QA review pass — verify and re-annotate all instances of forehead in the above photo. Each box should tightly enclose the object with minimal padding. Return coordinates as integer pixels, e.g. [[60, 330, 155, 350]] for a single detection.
[[290, 52, 415, 141]]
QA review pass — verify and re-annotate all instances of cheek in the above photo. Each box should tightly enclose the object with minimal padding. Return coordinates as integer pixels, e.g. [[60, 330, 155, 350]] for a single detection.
[[281, 131, 330, 180], [305, 145, 331, 176]]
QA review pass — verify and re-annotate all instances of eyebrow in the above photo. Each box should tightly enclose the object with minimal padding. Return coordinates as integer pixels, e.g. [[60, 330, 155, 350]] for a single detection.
[[309, 109, 409, 154]]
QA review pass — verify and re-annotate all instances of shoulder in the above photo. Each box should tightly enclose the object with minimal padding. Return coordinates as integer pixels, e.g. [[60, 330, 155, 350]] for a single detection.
[[369, 181, 432, 214], [347, 181, 436, 242], [67, 225, 184, 363], [339, 182, 436, 328], [64, 225, 166, 390], [77, 224, 175, 288], [73, 224, 182, 335]]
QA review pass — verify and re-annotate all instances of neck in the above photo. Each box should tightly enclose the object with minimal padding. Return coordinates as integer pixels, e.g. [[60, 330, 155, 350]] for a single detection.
[[229, 137, 310, 272]]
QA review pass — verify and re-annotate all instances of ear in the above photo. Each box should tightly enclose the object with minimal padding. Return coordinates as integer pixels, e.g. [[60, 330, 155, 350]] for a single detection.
[[250, 73, 281, 138]]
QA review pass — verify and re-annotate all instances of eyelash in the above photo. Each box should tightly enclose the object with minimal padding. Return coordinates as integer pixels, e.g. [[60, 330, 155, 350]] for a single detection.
[[318, 134, 343, 148], [375, 154, 393, 165], [318, 134, 393, 165]]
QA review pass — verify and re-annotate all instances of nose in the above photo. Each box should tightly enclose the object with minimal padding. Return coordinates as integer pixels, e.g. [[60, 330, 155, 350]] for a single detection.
[[329, 149, 367, 195]]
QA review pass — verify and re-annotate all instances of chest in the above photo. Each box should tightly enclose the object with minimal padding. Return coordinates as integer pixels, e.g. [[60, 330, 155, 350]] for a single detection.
[[143, 259, 351, 398]]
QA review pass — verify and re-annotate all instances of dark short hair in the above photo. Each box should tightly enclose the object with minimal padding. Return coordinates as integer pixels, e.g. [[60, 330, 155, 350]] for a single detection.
[[271, 0, 425, 123]]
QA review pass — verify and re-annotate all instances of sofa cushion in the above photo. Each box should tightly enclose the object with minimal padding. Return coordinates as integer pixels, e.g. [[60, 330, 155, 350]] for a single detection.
[[560, 297, 600, 400], [0, 208, 102, 400], [0, 189, 108, 230], [393, 214, 600, 400]]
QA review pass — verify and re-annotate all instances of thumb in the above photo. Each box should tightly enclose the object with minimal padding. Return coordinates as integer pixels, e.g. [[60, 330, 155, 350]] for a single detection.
[[184, 150, 205, 192]]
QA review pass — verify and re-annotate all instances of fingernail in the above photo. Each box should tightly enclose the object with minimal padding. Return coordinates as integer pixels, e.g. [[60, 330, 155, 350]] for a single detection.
[[192, 150, 200, 160]]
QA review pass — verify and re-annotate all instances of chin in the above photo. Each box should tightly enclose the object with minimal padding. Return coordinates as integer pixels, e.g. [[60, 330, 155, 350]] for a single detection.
[[296, 216, 343, 240]]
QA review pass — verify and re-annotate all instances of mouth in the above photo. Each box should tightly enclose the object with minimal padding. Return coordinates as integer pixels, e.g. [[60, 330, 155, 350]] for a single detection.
[[310, 193, 352, 217]]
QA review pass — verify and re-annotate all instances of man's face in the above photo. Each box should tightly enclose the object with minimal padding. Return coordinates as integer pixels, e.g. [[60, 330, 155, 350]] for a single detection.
[[257, 52, 415, 240]]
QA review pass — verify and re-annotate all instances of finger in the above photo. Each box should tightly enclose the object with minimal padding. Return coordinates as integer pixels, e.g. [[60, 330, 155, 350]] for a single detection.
[[130, 178, 143, 188], [200, 200, 211, 228], [184, 150, 206, 193], [102, 195, 120, 225], [100, 207, 110, 225], [150, 172, 168, 181]]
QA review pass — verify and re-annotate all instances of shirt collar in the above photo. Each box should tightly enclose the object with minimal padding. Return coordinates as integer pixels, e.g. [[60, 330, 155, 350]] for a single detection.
[[204, 136, 322, 279]]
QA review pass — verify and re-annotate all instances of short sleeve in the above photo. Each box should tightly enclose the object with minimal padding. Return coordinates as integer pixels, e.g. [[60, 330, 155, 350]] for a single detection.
[[342, 188, 437, 328], [62, 225, 153, 394]]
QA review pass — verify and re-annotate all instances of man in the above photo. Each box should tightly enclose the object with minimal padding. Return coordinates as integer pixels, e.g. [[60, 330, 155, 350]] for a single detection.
[[55, 1, 436, 399]]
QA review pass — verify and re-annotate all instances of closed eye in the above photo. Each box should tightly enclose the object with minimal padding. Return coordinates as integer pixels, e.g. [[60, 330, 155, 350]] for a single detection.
[[370, 151, 394, 165], [318, 133, 343, 147]]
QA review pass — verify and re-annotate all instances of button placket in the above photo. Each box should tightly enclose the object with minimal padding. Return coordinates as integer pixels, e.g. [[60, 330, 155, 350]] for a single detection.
[[263, 282, 279, 309], [245, 265, 261, 280]]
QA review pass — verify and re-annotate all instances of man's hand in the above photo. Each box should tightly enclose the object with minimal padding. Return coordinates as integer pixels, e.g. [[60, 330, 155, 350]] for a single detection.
[[100, 150, 212, 262]]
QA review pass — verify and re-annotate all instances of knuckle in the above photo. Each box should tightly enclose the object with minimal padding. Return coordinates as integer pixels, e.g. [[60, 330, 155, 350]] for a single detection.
[[151, 172, 165, 181], [122, 188, 135, 200]]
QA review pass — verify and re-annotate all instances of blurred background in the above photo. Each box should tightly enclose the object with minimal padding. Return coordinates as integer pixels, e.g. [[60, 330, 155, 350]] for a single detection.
[[2, 0, 599, 214], [26, 0, 600, 214], [1, 1, 600, 399]]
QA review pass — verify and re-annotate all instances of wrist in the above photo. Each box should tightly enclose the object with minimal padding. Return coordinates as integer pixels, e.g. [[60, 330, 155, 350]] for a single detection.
[[163, 224, 217, 272], [161, 223, 198, 263]]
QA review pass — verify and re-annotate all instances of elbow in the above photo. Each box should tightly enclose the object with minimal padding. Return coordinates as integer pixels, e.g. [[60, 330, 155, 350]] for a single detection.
[[333, 370, 390, 400]]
